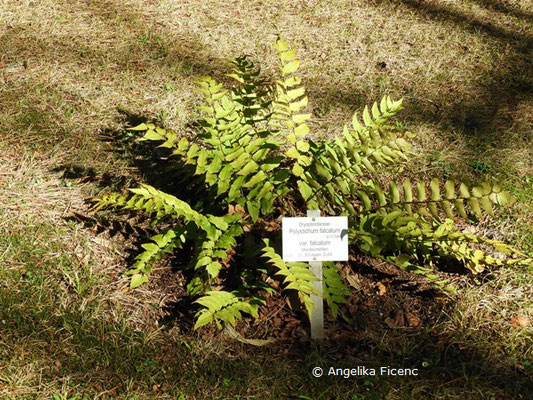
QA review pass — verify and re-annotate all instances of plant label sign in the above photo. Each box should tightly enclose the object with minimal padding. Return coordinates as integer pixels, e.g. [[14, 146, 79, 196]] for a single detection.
[[282, 216, 349, 262]]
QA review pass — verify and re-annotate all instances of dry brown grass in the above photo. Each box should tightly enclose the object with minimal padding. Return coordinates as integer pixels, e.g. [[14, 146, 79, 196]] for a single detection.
[[0, 136, 184, 399], [0, 151, 85, 219], [0, 0, 532, 398], [1, 0, 531, 173]]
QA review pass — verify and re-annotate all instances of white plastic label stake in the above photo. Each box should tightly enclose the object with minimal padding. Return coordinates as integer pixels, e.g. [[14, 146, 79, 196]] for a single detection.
[[307, 209, 324, 340]]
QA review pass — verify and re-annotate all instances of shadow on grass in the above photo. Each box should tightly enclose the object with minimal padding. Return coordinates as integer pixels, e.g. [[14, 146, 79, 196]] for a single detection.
[[0, 3, 230, 79], [370, 0, 531, 141], [385, 0, 533, 46], [454, 0, 533, 23], [3, 0, 530, 161], [309, 0, 532, 152], [0, 0, 233, 155], [1, 262, 532, 399], [45, 116, 533, 398]]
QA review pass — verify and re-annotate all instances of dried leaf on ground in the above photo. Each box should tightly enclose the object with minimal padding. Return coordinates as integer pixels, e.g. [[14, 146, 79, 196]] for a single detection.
[[385, 309, 405, 328], [406, 312, 422, 327], [510, 315, 530, 327], [376, 282, 387, 295], [346, 273, 361, 290]]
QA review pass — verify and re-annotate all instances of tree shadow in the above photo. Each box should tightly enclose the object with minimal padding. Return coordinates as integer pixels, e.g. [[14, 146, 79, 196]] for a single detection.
[[467, 0, 533, 21], [0, 0, 234, 156], [1, 257, 532, 398], [316, 0, 532, 145], [1, 22, 228, 82], [372, 0, 532, 49]]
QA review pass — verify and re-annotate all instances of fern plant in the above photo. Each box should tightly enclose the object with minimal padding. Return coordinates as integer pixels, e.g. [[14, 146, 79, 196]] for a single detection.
[[93, 37, 531, 330]]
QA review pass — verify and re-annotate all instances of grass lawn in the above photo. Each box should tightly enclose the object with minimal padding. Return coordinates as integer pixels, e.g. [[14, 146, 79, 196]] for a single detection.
[[0, 0, 532, 398]]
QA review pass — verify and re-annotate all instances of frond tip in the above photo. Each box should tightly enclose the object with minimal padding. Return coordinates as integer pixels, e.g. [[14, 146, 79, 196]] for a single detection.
[[194, 291, 260, 330], [262, 239, 318, 316]]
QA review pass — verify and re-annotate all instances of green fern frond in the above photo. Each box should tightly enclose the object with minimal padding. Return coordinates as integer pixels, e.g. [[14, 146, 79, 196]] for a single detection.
[[322, 262, 351, 319], [351, 96, 403, 132], [352, 210, 529, 283], [358, 178, 514, 221], [93, 184, 218, 237], [127, 227, 185, 288], [271, 36, 312, 170], [262, 239, 318, 316], [192, 217, 244, 279], [124, 122, 181, 150], [293, 96, 412, 212], [228, 56, 273, 126], [194, 290, 260, 330]]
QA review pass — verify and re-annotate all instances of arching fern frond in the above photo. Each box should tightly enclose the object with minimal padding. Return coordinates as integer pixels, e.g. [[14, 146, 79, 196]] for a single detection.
[[194, 290, 260, 330], [262, 239, 318, 316], [127, 227, 185, 288], [322, 262, 351, 320], [358, 178, 513, 220], [293, 96, 412, 212], [351, 210, 529, 285], [93, 184, 219, 237]]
